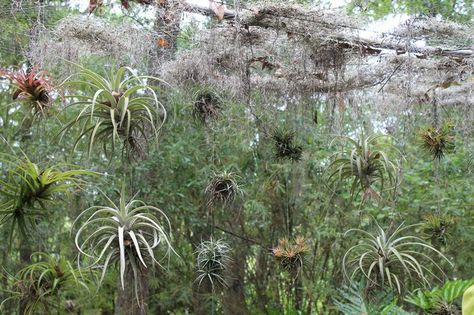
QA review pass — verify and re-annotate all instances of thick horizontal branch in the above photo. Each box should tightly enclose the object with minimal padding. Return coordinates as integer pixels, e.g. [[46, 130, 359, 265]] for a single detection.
[[243, 7, 474, 59]]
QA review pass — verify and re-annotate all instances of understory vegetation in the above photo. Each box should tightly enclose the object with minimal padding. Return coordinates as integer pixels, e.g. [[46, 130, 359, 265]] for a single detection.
[[0, 0, 473, 314]]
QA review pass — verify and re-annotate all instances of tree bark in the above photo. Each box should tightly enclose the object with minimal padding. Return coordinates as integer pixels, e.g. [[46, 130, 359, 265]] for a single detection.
[[115, 267, 149, 315], [222, 205, 249, 315]]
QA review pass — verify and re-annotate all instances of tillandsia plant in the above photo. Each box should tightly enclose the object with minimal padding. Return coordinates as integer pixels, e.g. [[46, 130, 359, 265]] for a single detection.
[[406, 279, 474, 314], [0, 153, 94, 246], [204, 171, 242, 207], [272, 236, 307, 276], [271, 128, 303, 161], [342, 222, 453, 295], [60, 64, 166, 159], [73, 186, 176, 302], [0, 67, 53, 119], [327, 133, 402, 202], [423, 213, 455, 247], [0, 252, 89, 315], [192, 86, 223, 124], [419, 122, 455, 160], [195, 238, 231, 290]]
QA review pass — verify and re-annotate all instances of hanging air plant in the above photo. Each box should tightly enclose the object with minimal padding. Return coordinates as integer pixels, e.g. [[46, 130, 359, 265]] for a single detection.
[[192, 87, 223, 124], [195, 238, 231, 290], [272, 128, 303, 161], [327, 134, 401, 202], [423, 213, 455, 247], [419, 123, 455, 160], [1, 67, 53, 116], [204, 171, 241, 207], [73, 186, 176, 303], [0, 153, 94, 245], [2, 252, 88, 315], [272, 236, 307, 275], [60, 64, 166, 159]]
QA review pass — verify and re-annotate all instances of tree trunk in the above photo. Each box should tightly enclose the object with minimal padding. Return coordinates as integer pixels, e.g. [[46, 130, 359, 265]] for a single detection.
[[222, 205, 249, 315], [115, 267, 149, 315]]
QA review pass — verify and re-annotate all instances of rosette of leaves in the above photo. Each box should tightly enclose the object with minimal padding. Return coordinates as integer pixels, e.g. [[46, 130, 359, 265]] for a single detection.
[[272, 128, 303, 161], [327, 134, 401, 201], [271, 236, 307, 275], [192, 87, 223, 124], [419, 123, 455, 160], [73, 186, 176, 302], [204, 171, 242, 207], [343, 222, 452, 294], [0, 67, 53, 128], [60, 64, 166, 159], [406, 279, 474, 315], [0, 252, 89, 315], [423, 214, 455, 247], [0, 153, 94, 246], [195, 238, 231, 290]]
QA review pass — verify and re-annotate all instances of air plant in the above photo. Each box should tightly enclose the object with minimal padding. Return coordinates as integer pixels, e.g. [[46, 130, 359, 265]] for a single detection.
[[343, 222, 452, 295], [0, 252, 89, 315], [272, 128, 303, 161], [192, 87, 223, 124], [0, 67, 53, 116], [423, 214, 455, 247], [419, 123, 455, 160], [0, 153, 94, 246], [73, 186, 176, 302], [204, 171, 242, 207], [327, 134, 402, 201], [195, 238, 231, 290], [272, 236, 307, 275], [60, 64, 166, 159]]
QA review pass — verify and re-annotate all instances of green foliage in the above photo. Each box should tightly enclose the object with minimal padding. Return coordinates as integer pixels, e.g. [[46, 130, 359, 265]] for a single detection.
[[73, 185, 176, 301], [334, 282, 413, 315], [272, 128, 303, 161], [1, 252, 89, 315], [463, 284, 474, 315], [195, 238, 231, 290], [60, 64, 166, 159], [327, 134, 401, 201], [0, 153, 93, 245], [406, 279, 474, 313], [347, 0, 474, 22], [343, 221, 452, 294]]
